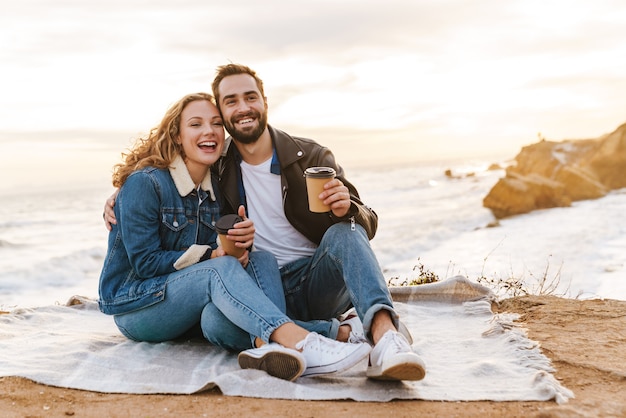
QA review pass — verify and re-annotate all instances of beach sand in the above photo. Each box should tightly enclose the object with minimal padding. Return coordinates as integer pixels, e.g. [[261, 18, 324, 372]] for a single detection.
[[2, 295, 625, 418]]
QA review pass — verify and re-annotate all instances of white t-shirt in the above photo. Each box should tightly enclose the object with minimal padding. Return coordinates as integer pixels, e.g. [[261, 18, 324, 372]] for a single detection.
[[240, 157, 317, 267]]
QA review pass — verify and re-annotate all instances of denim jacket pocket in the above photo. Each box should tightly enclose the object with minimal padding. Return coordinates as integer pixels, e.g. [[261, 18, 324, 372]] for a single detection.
[[161, 208, 189, 232], [198, 205, 219, 230]]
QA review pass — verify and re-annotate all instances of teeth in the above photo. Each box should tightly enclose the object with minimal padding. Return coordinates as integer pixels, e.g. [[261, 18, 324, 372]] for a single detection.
[[238, 118, 253, 124], [199, 141, 216, 147]]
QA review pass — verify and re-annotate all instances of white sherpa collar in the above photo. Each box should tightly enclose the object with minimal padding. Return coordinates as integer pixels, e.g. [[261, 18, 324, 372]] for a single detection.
[[168, 155, 215, 200]]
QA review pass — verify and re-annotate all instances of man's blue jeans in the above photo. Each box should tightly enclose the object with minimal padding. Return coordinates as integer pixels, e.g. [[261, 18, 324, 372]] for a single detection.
[[114, 251, 291, 351], [179, 223, 398, 347], [281, 222, 399, 338]]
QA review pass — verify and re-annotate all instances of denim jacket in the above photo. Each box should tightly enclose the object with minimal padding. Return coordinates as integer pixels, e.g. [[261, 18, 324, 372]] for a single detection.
[[98, 156, 220, 315]]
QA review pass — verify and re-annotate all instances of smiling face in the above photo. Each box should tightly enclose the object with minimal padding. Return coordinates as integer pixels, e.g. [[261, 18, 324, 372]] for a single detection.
[[178, 99, 225, 182], [216, 73, 268, 144]]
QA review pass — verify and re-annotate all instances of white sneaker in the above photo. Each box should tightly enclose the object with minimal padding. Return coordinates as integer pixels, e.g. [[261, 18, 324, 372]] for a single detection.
[[238, 343, 306, 381], [397, 320, 414, 345], [339, 309, 368, 343], [367, 330, 426, 381], [296, 333, 371, 377]]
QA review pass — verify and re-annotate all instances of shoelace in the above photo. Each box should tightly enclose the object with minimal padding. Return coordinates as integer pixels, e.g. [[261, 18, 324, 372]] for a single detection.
[[295, 333, 315, 352], [296, 333, 339, 354], [383, 331, 409, 355]]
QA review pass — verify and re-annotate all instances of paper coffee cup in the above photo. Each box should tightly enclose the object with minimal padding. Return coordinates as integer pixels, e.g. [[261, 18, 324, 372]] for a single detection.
[[304, 167, 336, 213], [215, 214, 246, 257]]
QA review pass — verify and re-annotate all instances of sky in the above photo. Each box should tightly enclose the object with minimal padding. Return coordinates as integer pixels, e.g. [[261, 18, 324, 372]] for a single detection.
[[1, 0, 626, 175]]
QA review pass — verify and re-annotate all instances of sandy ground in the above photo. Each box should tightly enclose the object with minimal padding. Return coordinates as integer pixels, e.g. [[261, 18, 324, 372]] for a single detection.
[[2, 295, 625, 418]]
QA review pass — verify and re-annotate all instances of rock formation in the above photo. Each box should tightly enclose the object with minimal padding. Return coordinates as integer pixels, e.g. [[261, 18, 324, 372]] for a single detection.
[[483, 122, 626, 219]]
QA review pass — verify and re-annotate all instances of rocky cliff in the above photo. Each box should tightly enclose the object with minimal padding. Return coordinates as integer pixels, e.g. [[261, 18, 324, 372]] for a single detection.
[[483, 122, 626, 218]]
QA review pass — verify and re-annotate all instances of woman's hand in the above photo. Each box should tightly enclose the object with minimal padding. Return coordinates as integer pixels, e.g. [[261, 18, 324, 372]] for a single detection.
[[236, 250, 249, 269], [211, 244, 249, 268]]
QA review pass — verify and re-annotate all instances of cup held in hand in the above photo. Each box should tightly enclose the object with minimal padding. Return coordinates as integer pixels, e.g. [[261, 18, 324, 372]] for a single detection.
[[215, 214, 246, 257], [304, 167, 336, 213]]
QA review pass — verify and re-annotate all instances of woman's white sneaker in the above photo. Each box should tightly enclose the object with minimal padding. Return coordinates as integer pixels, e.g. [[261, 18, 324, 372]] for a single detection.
[[238, 343, 306, 381], [296, 332, 371, 377], [367, 330, 426, 381]]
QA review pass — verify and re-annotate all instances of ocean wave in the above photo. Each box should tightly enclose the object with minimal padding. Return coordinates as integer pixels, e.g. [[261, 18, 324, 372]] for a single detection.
[[2, 158, 625, 307], [0, 247, 104, 284], [0, 219, 50, 229], [0, 239, 23, 248], [0, 246, 105, 308]]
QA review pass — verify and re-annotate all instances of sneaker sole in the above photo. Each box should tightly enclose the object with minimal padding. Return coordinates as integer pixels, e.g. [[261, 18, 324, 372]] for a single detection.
[[367, 353, 426, 381], [238, 350, 305, 382], [301, 343, 371, 377]]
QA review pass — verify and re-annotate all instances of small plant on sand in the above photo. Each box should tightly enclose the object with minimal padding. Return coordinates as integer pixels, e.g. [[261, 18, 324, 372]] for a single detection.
[[386, 244, 572, 298], [387, 258, 440, 287], [475, 270, 527, 298], [387, 254, 570, 299], [528, 256, 571, 296], [475, 255, 569, 299]]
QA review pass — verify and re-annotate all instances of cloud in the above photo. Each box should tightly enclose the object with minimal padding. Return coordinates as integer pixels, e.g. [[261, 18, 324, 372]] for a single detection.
[[1, 0, 626, 161]]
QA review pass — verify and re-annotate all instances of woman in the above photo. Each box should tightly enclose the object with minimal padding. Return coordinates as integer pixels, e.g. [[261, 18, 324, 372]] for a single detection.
[[98, 93, 370, 381]]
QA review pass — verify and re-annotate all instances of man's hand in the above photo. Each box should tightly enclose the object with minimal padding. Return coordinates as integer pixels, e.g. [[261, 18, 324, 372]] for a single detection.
[[103, 189, 120, 231], [216, 205, 253, 268], [227, 205, 255, 250], [320, 178, 351, 218]]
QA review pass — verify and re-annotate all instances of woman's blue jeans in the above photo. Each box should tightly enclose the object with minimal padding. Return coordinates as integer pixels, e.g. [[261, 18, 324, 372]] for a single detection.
[[114, 251, 292, 351]]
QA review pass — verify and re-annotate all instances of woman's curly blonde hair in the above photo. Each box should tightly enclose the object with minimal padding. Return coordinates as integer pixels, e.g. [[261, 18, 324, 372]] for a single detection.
[[112, 92, 216, 188]]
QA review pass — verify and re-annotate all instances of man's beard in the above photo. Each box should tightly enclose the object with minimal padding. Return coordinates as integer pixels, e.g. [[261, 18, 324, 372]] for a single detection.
[[225, 110, 268, 145]]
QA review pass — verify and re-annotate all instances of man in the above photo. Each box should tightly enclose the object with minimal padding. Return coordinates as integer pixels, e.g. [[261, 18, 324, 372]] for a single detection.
[[211, 63, 425, 381]]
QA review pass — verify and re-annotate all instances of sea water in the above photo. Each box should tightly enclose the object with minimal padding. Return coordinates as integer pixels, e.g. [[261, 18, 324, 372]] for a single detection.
[[1, 152, 625, 310]]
